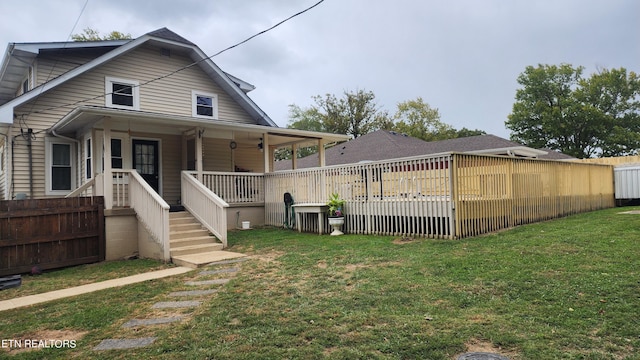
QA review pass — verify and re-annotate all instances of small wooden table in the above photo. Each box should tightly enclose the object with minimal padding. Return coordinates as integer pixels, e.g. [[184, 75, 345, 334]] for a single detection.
[[292, 203, 328, 234]]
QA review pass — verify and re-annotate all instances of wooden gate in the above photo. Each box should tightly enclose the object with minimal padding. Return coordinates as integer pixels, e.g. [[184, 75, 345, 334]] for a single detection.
[[0, 197, 105, 276]]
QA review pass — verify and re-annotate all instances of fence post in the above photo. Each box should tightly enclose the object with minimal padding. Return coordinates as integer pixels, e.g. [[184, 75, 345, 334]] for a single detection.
[[449, 154, 459, 239]]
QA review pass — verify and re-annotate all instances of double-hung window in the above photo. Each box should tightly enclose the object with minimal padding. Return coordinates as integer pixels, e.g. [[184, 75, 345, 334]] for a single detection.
[[106, 77, 139, 110], [46, 137, 76, 195], [192, 90, 218, 119]]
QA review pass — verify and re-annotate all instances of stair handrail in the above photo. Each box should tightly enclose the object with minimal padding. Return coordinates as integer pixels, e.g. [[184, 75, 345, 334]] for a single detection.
[[65, 174, 103, 198], [127, 170, 171, 261], [181, 171, 229, 248]]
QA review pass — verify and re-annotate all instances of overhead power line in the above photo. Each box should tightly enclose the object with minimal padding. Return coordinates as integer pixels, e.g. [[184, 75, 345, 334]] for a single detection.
[[19, 0, 326, 119], [22, 0, 90, 130]]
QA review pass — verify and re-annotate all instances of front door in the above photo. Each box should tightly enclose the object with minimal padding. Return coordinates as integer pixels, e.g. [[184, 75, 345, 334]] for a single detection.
[[132, 139, 160, 193]]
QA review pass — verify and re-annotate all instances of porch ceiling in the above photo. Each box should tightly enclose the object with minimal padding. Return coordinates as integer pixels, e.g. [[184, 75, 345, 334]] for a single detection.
[[51, 106, 350, 147]]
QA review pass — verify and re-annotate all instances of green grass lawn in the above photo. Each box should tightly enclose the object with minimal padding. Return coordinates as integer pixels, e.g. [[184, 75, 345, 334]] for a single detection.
[[1, 207, 639, 359], [0, 258, 175, 301]]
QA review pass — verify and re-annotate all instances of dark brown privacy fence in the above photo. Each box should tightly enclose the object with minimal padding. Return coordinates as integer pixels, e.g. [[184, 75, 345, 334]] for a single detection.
[[0, 197, 105, 276]]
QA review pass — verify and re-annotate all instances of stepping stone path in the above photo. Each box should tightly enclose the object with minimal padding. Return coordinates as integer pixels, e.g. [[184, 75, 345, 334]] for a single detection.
[[93, 257, 248, 351], [152, 300, 201, 309], [199, 267, 238, 275], [168, 289, 218, 297], [185, 279, 230, 286], [122, 316, 185, 328], [94, 337, 157, 350]]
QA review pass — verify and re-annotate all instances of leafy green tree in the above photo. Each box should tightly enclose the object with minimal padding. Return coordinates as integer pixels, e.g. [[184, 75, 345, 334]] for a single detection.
[[274, 105, 324, 161], [275, 90, 390, 160], [391, 97, 455, 141], [72, 28, 131, 41], [278, 92, 488, 160], [454, 127, 486, 138], [506, 64, 640, 158], [313, 89, 390, 138]]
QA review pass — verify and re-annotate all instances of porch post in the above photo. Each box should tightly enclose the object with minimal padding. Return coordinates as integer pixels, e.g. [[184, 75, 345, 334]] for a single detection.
[[318, 139, 326, 167], [196, 128, 203, 181], [292, 144, 298, 170], [103, 118, 113, 209], [263, 133, 270, 173], [91, 128, 101, 196], [181, 134, 187, 171]]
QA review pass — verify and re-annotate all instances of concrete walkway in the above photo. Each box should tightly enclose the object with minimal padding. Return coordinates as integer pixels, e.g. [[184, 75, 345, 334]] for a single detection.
[[0, 267, 194, 312]]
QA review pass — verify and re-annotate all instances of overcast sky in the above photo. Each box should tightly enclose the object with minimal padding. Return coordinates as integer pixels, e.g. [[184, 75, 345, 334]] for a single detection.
[[1, 0, 638, 139]]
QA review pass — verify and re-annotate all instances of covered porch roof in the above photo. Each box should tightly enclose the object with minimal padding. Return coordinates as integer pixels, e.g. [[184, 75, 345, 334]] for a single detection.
[[51, 106, 349, 148]]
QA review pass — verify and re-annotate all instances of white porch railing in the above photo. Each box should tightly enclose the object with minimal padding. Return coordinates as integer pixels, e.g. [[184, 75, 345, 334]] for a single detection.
[[113, 170, 171, 261], [188, 171, 264, 204], [65, 174, 104, 198], [181, 171, 229, 247], [265, 154, 456, 238]]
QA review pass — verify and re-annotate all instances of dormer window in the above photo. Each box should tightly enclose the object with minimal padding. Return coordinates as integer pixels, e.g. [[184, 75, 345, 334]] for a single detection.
[[192, 90, 218, 119], [106, 77, 139, 110]]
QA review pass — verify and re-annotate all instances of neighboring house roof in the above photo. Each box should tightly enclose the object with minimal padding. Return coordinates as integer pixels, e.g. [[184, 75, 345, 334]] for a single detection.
[[536, 148, 577, 160], [274, 130, 574, 171], [0, 27, 275, 127]]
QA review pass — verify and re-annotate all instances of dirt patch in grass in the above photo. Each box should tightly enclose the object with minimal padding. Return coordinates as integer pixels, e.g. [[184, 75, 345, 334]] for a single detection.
[[392, 236, 416, 244], [1, 329, 88, 355], [250, 251, 285, 263], [460, 338, 518, 358]]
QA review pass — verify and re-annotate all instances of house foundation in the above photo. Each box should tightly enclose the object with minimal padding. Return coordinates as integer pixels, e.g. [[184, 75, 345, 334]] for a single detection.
[[227, 204, 265, 230], [104, 208, 138, 261]]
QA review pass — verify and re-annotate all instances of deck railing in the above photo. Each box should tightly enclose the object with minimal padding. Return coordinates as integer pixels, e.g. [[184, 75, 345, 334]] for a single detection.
[[182, 171, 229, 247], [265, 154, 456, 238], [451, 153, 615, 237], [113, 170, 171, 260], [188, 171, 264, 204]]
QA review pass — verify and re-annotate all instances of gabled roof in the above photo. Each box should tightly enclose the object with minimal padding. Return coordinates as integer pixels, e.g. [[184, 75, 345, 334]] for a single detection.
[[0, 40, 128, 105], [274, 131, 574, 170], [146, 27, 195, 46], [0, 27, 275, 126]]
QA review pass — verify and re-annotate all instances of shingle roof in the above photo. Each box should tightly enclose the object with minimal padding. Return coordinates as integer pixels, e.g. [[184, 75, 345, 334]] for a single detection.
[[274, 130, 575, 170], [146, 27, 195, 46], [536, 148, 577, 160]]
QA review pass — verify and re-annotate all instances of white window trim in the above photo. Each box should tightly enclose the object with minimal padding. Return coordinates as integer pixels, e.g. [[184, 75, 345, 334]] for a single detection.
[[85, 137, 92, 180], [191, 90, 218, 119], [45, 137, 76, 196], [105, 76, 140, 110]]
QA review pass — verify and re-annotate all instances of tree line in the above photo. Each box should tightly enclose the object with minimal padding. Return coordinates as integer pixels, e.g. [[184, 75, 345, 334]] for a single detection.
[[284, 65, 639, 160], [278, 90, 484, 160]]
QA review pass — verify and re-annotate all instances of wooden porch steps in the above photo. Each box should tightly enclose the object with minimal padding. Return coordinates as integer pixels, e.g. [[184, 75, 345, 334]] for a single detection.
[[169, 211, 223, 261]]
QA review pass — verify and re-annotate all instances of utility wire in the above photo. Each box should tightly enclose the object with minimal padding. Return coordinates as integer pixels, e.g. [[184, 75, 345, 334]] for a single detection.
[[21, 0, 90, 132], [19, 0, 325, 119]]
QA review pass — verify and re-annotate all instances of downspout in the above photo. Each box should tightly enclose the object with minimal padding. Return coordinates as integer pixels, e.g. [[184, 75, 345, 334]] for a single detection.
[[27, 129, 33, 198], [50, 127, 81, 193]]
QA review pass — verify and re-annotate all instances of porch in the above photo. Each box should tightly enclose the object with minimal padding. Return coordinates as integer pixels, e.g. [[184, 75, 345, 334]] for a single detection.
[[56, 106, 348, 266]]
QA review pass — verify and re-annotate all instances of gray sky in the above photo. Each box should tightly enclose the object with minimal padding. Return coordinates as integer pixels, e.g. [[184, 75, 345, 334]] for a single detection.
[[1, 0, 638, 138]]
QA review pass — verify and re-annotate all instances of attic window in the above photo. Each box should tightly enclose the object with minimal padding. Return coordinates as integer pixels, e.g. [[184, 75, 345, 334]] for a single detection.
[[161, 48, 171, 57], [191, 90, 218, 119], [105, 77, 140, 110]]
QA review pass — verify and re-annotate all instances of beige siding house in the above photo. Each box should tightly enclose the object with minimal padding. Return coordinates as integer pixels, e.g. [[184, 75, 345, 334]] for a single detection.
[[0, 28, 348, 264]]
